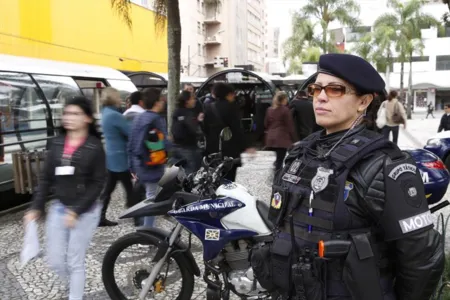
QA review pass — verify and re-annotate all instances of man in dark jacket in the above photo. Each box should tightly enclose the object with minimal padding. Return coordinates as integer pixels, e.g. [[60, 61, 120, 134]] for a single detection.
[[203, 83, 255, 181], [289, 90, 322, 140], [438, 104, 450, 132]]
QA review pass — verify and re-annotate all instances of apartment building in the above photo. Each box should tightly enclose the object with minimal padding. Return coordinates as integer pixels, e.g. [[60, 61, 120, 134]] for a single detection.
[[179, 0, 268, 77]]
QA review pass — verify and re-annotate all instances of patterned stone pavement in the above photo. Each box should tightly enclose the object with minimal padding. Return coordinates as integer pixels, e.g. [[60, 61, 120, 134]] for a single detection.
[[2, 114, 450, 299]]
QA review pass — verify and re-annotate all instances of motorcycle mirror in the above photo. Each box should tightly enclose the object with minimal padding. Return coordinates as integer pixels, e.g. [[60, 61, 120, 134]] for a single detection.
[[220, 127, 233, 142], [219, 127, 232, 154]]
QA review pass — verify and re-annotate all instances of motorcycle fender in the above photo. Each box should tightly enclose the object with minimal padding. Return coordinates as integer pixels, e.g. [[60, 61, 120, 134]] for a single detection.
[[136, 227, 201, 277]]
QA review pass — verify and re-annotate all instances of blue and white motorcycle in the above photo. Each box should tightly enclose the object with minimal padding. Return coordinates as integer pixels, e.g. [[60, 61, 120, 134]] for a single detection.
[[102, 128, 274, 300]]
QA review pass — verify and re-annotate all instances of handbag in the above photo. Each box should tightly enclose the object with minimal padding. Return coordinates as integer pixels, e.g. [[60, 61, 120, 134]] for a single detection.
[[376, 102, 387, 129], [392, 101, 405, 124]]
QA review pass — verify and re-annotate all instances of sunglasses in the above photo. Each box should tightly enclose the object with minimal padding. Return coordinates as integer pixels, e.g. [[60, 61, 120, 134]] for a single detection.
[[307, 83, 356, 98]]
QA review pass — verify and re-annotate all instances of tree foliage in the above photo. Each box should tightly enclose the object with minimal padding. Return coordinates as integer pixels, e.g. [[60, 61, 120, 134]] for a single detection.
[[283, 0, 360, 74]]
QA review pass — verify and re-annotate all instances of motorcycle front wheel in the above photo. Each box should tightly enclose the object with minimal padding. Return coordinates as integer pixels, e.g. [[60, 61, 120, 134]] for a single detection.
[[102, 232, 195, 300]]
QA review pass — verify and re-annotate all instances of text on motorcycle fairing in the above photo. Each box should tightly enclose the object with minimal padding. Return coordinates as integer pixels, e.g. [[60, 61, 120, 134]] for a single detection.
[[171, 200, 242, 214]]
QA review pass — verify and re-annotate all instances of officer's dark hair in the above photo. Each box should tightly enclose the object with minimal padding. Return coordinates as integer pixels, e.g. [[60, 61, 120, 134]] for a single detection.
[[387, 90, 398, 101], [142, 88, 162, 109], [129, 91, 142, 105], [362, 92, 385, 131], [213, 83, 234, 99], [177, 90, 192, 108], [445, 104, 449, 109]]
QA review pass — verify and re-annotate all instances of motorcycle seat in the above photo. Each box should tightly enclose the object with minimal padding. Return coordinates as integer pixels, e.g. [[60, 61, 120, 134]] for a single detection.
[[256, 200, 274, 231]]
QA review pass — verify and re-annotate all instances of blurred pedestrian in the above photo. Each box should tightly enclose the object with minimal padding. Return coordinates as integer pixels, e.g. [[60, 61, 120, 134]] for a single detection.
[[98, 87, 131, 226], [171, 90, 204, 174], [24, 96, 105, 300], [264, 91, 297, 171], [128, 88, 171, 226]]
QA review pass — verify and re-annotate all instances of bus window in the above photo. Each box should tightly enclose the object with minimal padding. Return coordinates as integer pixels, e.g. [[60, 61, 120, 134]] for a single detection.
[[73, 79, 107, 115], [32, 75, 83, 128], [0, 72, 49, 164]]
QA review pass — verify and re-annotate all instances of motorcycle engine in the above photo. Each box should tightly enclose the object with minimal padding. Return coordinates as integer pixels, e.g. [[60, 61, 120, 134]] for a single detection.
[[223, 240, 267, 296]]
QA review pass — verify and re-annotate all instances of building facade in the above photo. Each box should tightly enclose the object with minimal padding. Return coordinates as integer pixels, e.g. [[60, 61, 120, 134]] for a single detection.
[[179, 0, 268, 77], [332, 2, 450, 110], [0, 0, 168, 72]]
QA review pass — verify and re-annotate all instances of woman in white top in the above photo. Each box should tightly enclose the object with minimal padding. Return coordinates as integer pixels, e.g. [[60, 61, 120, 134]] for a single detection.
[[379, 90, 407, 144]]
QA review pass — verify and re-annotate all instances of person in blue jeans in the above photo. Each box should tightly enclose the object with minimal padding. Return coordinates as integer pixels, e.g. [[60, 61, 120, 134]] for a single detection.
[[128, 88, 171, 226], [24, 96, 105, 300]]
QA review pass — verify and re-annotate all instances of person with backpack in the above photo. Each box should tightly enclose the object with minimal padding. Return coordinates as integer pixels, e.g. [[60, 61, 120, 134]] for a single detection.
[[127, 88, 171, 227], [379, 90, 407, 145]]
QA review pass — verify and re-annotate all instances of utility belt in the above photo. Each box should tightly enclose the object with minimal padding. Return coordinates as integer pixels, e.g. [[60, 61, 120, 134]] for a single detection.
[[251, 229, 391, 300]]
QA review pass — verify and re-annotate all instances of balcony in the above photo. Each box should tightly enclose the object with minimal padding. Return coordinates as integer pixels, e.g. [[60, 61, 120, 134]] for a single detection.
[[204, 14, 221, 25], [204, 35, 221, 45]]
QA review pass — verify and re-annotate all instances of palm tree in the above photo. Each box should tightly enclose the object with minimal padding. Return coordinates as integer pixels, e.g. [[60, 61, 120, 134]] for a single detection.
[[283, 0, 360, 70], [110, 0, 220, 130], [373, 0, 441, 119], [301, 0, 361, 53]]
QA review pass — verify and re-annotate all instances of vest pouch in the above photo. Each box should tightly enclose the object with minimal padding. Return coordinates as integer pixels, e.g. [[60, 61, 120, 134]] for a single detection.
[[270, 238, 293, 292], [250, 244, 276, 291], [342, 233, 384, 300], [302, 258, 326, 300], [268, 186, 289, 226]]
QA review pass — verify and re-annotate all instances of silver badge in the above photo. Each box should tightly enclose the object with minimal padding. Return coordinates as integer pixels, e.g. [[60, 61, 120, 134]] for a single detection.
[[288, 159, 302, 174], [311, 167, 334, 193]]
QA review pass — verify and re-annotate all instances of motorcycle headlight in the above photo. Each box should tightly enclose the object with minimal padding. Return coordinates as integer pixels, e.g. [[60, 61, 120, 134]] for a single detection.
[[427, 139, 441, 146]]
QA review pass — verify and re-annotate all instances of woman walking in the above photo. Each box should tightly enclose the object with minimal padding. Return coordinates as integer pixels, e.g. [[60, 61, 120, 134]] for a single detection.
[[24, 96, 106, 300], [264, 91, 297, 171], [380, 90, 407, 144]]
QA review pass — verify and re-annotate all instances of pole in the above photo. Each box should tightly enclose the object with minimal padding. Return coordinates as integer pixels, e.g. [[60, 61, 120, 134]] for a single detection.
[[187, 45, 191, 76]]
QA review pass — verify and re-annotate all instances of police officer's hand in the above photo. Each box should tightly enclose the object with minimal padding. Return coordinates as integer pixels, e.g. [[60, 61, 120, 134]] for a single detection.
[[64, 210, 78, 228]]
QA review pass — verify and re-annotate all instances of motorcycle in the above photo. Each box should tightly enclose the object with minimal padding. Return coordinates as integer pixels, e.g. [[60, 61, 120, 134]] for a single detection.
[[102, 128, 450, 300], [102, 127, 274, 300]]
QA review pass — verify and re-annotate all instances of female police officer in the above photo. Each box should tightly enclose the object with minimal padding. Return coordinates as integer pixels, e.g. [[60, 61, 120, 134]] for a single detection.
[[251, 53, 444, 300]]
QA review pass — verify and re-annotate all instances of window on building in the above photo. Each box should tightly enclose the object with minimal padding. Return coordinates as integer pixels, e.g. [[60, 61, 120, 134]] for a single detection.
[[436, 55, 450, 71], [198, 43, 202, 56], [197, 22, 201, 34], [197, 0, 201, 11], [410, 56, 430, 62], [202, 23, 205, 36], [438, 27, 450, 38]]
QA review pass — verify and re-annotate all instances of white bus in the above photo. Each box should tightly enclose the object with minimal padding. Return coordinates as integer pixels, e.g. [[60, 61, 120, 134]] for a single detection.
[[0, 54, 137, 194]]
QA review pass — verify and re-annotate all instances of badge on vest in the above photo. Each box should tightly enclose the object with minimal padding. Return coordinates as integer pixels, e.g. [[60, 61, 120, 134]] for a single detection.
[[271, 192, 282, 209], [311, 167, 334, 193], [344, 181, 354, 201]]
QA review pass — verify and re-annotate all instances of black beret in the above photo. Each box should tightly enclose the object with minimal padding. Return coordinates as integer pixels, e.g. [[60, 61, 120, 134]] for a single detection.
[[318, 53, 385, 94]]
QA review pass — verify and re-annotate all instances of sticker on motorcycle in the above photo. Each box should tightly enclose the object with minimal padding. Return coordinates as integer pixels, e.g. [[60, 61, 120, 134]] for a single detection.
[[205, 229, 220, 241]]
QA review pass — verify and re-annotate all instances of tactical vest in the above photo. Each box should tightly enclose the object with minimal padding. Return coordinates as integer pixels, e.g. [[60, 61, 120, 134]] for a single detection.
[[268, 128, 399, 300]]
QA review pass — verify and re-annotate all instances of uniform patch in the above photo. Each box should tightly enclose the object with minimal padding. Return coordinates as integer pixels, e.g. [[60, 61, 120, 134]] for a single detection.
[[282, 173, 301, 184], [401, 179, 423, 208], [288, 160, 302, 174], [271, 192, 282, 209], [398, 211, 433, 234], [388, 163, 417, 180], [343, 181, 354, 201], [205, 229, 220, 241]]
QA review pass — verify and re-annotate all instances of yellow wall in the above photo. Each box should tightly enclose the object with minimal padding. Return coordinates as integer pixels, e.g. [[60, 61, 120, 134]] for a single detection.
[[0, 0, 168, 72]]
